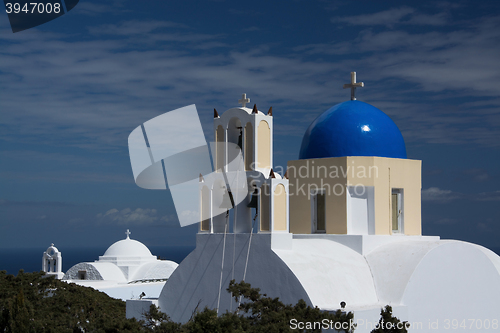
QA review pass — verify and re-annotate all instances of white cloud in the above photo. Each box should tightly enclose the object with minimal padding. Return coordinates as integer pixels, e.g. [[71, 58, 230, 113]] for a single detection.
[[87, 20, 186, 36], [0, 20, 336, 151], [421, 187, 463, 203], [463, 169, 490, 182], [331, 7, 447, 27], [332, 7, 414, 26], [0, 170, 131, 184], [1, 11, 499, 154], [95, 208, 179, 226], [72, 0, 126, 16], [434, 218, 458, 225], [74, 3, 113, 15], [476, 191, 500, 202], [96, 208, 159, 225], [296, 15, 500, 147]]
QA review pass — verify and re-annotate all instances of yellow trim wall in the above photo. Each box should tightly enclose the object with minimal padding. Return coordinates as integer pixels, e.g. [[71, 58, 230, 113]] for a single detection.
[[287, 156, 421, 235]]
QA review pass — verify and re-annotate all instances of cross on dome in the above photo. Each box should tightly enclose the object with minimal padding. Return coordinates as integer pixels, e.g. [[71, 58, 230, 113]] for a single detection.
[[238, 93, 250, 108], [125, 229, 131, 239], [343, 72, 364, 101]]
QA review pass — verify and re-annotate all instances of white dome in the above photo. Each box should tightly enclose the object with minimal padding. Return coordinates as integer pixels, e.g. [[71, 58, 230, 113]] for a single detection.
[[102, 238, 153, 258]]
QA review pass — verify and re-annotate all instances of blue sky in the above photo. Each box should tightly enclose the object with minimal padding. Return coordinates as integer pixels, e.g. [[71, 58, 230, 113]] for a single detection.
[[0, 0, 499, 253]]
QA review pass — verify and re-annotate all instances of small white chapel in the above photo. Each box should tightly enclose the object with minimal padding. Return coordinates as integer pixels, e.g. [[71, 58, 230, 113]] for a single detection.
[[128, 73, 500, 332], [62, 229, 178, 301]]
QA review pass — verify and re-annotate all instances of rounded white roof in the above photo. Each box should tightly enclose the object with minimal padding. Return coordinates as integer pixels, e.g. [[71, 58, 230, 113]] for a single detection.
[[102, 237, 153, 257], [46, 243, 59, 254]]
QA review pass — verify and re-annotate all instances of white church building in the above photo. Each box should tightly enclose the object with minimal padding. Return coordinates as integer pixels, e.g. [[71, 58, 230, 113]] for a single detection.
[[128, 74, 500, 332], [62, 230, 178, 301]]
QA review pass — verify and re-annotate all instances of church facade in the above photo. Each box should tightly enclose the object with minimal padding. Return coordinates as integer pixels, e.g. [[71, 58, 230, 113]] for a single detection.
[[129, 75, 500, 332]]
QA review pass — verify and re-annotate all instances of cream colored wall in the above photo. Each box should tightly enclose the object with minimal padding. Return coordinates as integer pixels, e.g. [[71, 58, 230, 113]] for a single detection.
[[257, 120, 271, 169], [287, 158, 348, 234], [346, 157, 421, 235], [273, 184, 287, 231], [288, 156, 422, 236], [382, 158, 421, 235]]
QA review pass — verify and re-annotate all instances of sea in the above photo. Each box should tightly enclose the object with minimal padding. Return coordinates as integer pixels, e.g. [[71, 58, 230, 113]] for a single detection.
[[0, 246, 196, 276]]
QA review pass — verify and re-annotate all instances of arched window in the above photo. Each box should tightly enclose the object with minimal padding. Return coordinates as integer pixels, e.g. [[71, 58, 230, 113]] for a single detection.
[[260, 183, 270, 231], [273, 184, 287, 231], [227, 118, 243, 172], [245, 122, 254, 171], [200, 186, 210, 232], [257, 120, 270, 169], [216, 125, 224, 172]]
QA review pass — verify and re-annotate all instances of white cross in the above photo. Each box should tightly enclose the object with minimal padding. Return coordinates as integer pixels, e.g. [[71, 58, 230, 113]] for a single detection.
[[343, 72, 364, 100], [238, 93, 250, 108], [125, 229, 131, 239]]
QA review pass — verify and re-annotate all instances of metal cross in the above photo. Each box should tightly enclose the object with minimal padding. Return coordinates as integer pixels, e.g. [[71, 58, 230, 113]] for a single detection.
[[238, 93, 250, 108], [125, 229, 131, 239], [343, 72, 364, 100]]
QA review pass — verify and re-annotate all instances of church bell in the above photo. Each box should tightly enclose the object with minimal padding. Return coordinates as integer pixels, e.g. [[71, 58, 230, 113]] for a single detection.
[[237, 127, 243, 150], [247, 187, 259, 209]]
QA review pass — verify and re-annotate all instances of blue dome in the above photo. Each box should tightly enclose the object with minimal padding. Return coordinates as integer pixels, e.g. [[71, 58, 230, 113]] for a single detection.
[[299, 100, 407, 159]]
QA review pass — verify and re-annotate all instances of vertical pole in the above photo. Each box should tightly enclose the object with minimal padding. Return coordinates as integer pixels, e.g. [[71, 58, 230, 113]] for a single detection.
[[351, 72, 356, 100]]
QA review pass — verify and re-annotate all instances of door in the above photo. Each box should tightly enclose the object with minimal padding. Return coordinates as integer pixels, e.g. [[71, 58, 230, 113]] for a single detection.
[[392, 189, 403, 233], [312, 190, 326, 233]]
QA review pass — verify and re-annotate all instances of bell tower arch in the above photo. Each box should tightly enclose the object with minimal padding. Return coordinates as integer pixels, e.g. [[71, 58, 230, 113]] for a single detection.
[[201, 94, 275, 234], [42, 243, 64, 279]]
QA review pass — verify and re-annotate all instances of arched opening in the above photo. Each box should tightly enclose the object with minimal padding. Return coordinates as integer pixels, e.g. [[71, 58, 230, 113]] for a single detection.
[[273, 184, 287, 231], [245, 122, 254, 171], [216, 125, 225, 172], [227, 118, 243, 172], [257, 120, 270, 169], [260, 183, 270, 231], [200, 185, 210, 232], [211, 179, 227, 233]]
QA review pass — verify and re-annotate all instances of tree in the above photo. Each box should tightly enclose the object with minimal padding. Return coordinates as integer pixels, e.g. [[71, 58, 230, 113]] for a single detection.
[[0, 270, 144, 332], [370, 305, 409, 333], [143, 280, 357, 332], [226, 279, 356, 332]]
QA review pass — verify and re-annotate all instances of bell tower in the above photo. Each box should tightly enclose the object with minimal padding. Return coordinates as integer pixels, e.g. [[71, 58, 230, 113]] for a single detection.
[[213, 93, 273, 175], [200, 94, 284, 234], [42, 243, 64, 279]]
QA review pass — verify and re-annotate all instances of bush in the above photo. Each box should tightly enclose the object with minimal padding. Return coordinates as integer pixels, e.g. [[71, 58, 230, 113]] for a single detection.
[[370, 305, 409, 333]]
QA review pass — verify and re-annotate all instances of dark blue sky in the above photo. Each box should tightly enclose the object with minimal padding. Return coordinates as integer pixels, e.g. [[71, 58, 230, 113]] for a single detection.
[[0, 0, 499, 254]]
